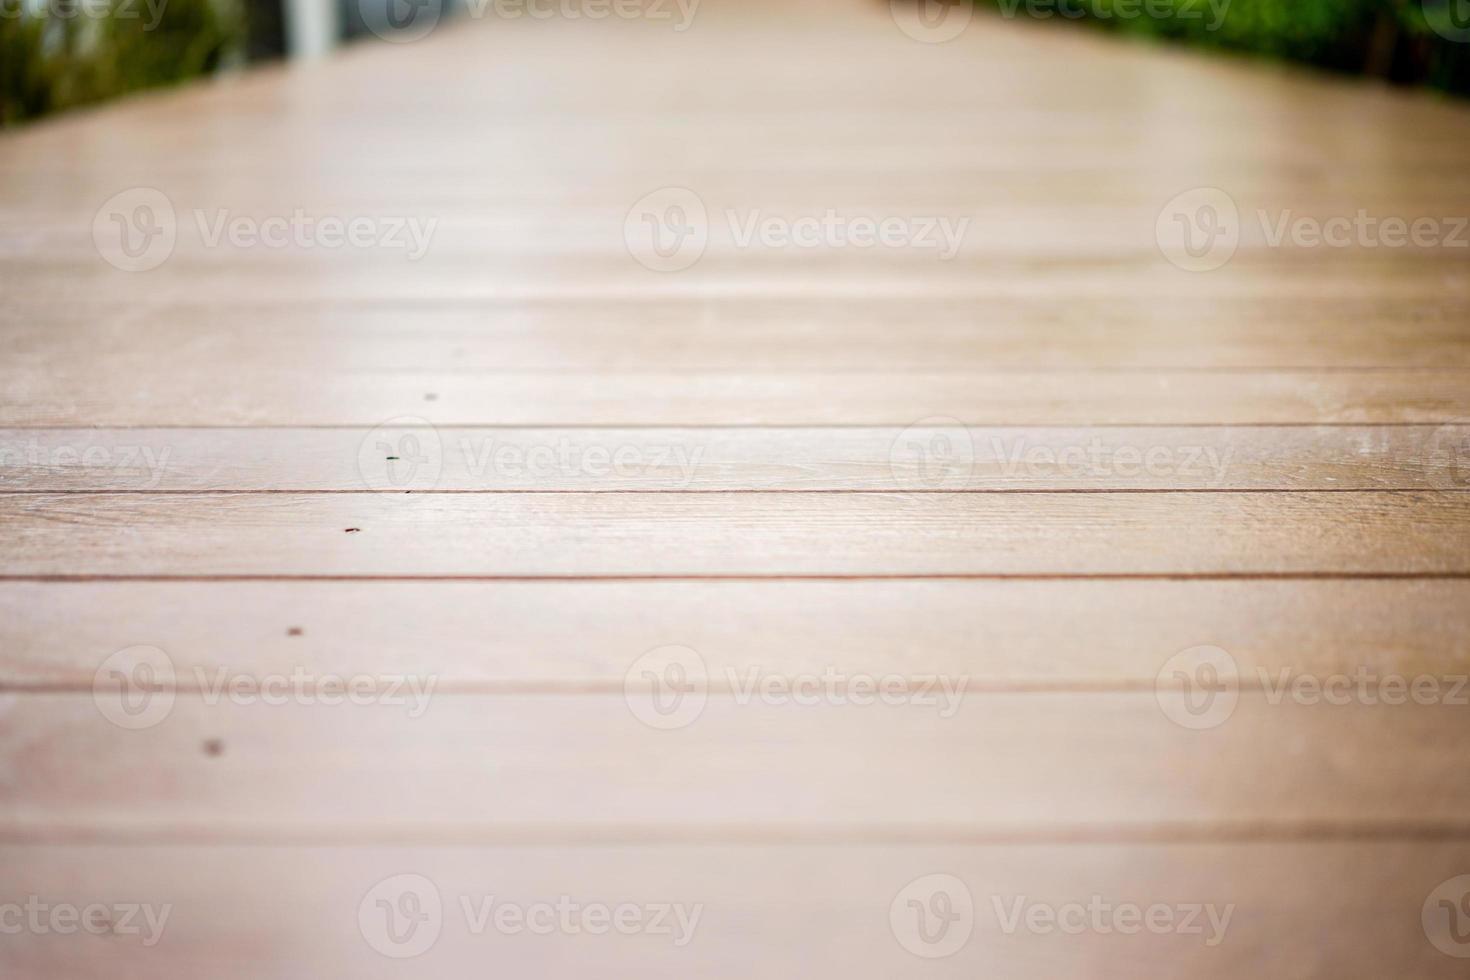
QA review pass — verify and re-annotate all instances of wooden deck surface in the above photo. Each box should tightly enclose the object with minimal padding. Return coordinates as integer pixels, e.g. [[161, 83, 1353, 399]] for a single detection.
[[3, 0, 1470, 975]]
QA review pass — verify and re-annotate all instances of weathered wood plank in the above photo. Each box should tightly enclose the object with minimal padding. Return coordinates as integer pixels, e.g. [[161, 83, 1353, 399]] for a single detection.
[[1, 491, 1466, 577], [5, 371, 1469, 426], [2, 694, 1468, 840], [3, 579, 1466, 689], [1, 426, 1462, 492], [1, 842, 1465, 977]]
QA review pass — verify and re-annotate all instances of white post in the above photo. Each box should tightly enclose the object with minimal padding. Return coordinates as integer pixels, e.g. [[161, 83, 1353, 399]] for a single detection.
[[285, 0, 340, 58]]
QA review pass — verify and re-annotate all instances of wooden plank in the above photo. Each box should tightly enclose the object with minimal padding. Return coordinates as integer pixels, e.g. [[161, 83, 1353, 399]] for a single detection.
[[1, 491, 1467, 578], [2, 694, 1468, 840], [5, 371, 1470, 426], [3, 579, 1467, 689], [1, 842, 1465, 978], [1, 426, 1463, 492], [9, 254, 1470, 309], [4, 300, 1469, 369]]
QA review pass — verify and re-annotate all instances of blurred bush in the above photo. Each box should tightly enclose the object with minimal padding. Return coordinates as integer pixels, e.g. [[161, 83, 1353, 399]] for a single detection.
[[985, 0, 1470, 95], [1, 0, 244, 126]]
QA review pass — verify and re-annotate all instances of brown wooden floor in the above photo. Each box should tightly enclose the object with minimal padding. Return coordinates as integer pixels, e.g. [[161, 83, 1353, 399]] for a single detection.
[[3, 0, 1470, 974]]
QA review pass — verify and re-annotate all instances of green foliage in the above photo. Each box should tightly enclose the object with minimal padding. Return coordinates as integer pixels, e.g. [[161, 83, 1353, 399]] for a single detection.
[[1, 0, 243, 126], [982, 0, 1470, 96]]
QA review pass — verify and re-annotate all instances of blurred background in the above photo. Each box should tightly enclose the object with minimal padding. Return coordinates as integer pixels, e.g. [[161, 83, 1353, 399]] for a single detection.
[[4, 0, 1470, 126]]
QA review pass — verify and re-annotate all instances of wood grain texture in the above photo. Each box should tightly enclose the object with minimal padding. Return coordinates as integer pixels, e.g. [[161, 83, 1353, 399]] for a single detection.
[[3, 579, 1466, 689], [2, 426, 1463, 491], [1, 491, 1467, 577], [4, 0, 1470, 974], [2, 843, 1466, 978], [5, 371, 1470, 425], [3, 693, 1468, 841], [6, 299, 1470, 368]]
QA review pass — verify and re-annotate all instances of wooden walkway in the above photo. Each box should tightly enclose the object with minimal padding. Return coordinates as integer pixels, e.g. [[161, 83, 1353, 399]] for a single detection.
[[3, 0, 1470, 974]]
